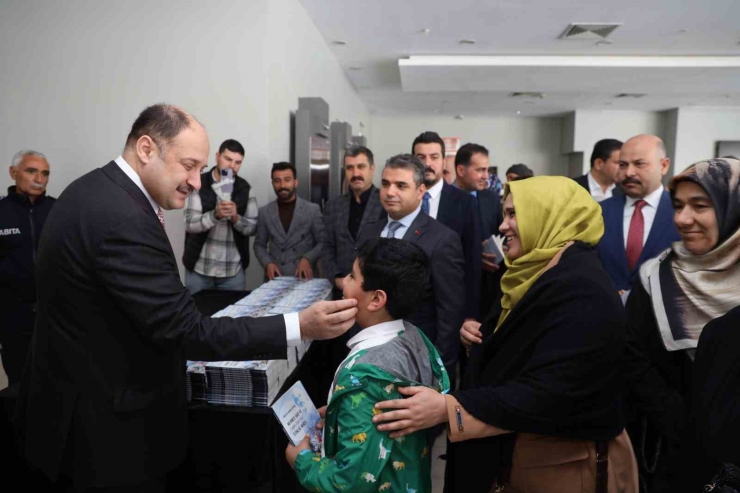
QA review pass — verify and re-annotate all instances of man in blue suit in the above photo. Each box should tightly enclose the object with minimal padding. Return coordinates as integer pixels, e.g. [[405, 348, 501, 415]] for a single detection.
[[597, 134, 681, 292]]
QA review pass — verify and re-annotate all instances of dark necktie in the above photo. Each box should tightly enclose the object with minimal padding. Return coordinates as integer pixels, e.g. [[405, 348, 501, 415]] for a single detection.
[[421, 192, 431, 215]]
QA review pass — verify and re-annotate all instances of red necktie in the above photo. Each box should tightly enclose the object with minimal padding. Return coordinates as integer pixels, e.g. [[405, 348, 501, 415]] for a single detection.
[[626, 200, 647, 271], [156, 207, 166, 230]]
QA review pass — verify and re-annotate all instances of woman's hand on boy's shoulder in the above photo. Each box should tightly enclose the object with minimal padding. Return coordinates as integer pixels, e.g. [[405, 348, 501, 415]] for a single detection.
[[372, 386, 448, 438]]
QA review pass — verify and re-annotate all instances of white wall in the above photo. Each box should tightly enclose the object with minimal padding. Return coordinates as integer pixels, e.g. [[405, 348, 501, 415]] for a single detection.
[[0, 0, 367, 290], [673, 107, 740, 174], [368, 114, 568, 181], [572, 110, 667, 174]]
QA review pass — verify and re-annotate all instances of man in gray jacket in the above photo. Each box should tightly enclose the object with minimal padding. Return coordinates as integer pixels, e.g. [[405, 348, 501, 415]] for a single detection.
[[254, 162, 326, 280]]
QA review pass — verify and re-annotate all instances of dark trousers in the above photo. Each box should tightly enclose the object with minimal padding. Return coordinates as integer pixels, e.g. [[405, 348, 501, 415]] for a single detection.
[[0, 302, 35, 384]]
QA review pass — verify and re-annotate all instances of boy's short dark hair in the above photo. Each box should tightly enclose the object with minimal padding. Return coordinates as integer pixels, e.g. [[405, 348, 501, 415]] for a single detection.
[[271, 161, 296, 179], [356, 238, 430, 320], [218, 139, 245, 156]]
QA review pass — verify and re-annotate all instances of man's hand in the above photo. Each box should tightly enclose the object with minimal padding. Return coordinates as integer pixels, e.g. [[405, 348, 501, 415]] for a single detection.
[[334, 277, 344, 290], [216, 200, 236, 221], [266, 263, 282, 280], [481, 240, 500, 273], [295, 258, 314, 280], [372, 387, 448, 438], [298, 299, 358, 341], [460, 320, 483, 349], [285, 434, 311, 470]]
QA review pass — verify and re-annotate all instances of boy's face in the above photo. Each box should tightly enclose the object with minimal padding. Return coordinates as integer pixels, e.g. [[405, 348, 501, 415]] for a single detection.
[[342, 259, 382, 328]]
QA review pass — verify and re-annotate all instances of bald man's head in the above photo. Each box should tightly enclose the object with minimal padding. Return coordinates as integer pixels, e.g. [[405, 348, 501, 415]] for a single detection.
[[617, 134, 671, 198]]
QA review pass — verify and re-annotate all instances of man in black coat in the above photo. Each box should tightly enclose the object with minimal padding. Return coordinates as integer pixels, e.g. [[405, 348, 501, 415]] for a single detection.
[[0, 150, 54, 385], [412, 132, 482, 321], [452, 143, 503, 320], [573, 138, 623, 202], [357, 154, 465, 375], [14, 104, 357, 492]]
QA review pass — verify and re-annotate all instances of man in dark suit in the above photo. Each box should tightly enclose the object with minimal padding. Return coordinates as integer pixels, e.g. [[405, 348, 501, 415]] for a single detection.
[[573, 138, 624, 202], [323, 145, 386, 299], [597, 134, 681, 292], [303, 146, 386, 405], [357, 154, 465, 374], [452, 143, 503, 320], [412, 131, 482, 321], [14, 104, 357, 492]]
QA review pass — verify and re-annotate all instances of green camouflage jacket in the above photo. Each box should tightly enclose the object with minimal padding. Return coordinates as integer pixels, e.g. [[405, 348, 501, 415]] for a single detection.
[[295, 323, 450, 493]]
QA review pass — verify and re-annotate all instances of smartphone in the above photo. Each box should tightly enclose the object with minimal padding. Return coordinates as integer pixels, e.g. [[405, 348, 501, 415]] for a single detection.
[[220, 168, 234, 195]]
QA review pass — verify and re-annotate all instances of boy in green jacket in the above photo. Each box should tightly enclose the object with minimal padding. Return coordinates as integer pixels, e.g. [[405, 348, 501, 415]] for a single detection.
[[286, 238, 450, 493]]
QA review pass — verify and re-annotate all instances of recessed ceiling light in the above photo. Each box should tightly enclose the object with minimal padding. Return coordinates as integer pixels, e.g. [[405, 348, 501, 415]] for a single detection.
[[678, 29, 688, 34], [420, 28, 431, 35], [516, 111, 521, 115], [333, 40, 347, 46], [460, 39, 476, 45], [454, 115, 464, 120]]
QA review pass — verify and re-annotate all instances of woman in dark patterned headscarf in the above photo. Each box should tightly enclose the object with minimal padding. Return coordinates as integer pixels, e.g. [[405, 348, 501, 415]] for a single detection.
[[623, 158, 740, 491]]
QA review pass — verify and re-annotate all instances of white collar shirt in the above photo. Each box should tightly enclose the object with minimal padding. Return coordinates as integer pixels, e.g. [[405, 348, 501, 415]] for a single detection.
[[623, 185, 664, 249]]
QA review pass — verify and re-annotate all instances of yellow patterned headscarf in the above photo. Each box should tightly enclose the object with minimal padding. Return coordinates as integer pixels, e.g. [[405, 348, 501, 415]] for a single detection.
[[497, 176, 604, 329]]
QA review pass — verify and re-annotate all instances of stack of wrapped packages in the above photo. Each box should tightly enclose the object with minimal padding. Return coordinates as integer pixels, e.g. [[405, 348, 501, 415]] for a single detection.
[[186, 277, 332, 407]]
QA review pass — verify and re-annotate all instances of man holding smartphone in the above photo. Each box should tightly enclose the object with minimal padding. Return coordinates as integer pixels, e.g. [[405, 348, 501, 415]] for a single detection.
[[183, 139, 258, 293]]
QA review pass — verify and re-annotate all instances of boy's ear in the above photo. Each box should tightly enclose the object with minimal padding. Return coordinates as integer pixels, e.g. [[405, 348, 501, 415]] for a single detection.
[[366, 289, 388, 313]]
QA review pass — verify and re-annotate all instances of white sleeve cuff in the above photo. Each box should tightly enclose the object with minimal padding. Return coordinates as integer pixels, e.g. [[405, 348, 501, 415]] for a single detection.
[[284, 312, 301, 347]]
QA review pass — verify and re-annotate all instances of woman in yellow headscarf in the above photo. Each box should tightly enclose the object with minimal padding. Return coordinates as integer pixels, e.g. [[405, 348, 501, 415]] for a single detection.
[[373, 176, 638, 493]]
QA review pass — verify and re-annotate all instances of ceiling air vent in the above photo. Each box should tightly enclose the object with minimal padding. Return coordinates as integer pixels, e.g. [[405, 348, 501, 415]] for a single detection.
[[614, 93, 646, 99], [559, 23, 622, 40], [509, 92, 545, 99]]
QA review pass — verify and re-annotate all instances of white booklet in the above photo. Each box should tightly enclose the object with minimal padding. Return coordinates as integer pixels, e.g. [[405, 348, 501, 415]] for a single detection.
[[482, 234, 506, 264], [271, 381, 322, 451]]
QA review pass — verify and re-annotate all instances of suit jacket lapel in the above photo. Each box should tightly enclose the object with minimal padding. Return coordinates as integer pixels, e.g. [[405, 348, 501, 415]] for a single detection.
[[612, 195, 628, 257], [102, 162, 158, 222], [268, 201, 287, 242], [640, 191, 674, 263], [357, 186, 379, 237], [285, 197, 305, 241], [337, 193, 351, 238], [402, 213, 428, 243], [437, 183, 452, 223]]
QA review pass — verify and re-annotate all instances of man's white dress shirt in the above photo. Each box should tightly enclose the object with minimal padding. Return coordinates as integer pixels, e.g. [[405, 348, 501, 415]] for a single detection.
[[622, 185, 664, 249], [587, 171, 616, 203]]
